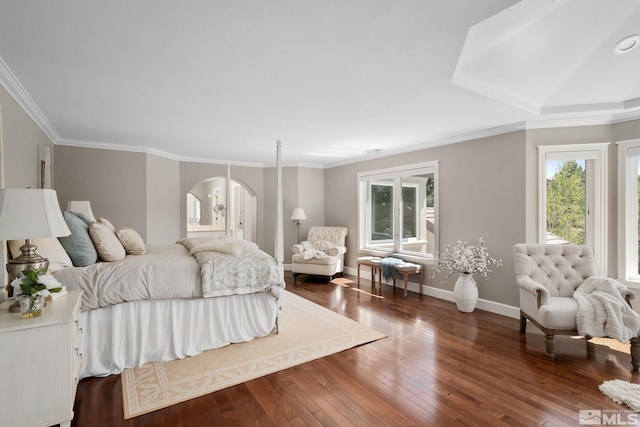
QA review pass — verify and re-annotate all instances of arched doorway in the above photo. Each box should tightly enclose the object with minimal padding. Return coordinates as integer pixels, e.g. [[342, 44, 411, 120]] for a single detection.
[[186, 177, 257, 242]]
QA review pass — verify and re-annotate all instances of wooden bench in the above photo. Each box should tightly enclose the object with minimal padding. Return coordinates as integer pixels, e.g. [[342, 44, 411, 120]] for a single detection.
[[392, 263, 423, 297], [356, 257, 423, 297], [357, 257, 382, 294]]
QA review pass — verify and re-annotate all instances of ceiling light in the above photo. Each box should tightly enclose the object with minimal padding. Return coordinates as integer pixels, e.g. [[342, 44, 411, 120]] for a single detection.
[[614, 35, 640, 55]]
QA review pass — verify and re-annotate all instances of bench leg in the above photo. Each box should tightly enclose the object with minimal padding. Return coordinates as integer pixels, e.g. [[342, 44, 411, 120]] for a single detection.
[[403, 273, 408, 297]]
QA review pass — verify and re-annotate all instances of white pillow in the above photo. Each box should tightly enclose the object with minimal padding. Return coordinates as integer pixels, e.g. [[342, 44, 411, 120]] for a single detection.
[[89, 222, 126, 261], [8, 238, 73, 273], [115, 227, 146, 255], [99, 217, 116, 231]]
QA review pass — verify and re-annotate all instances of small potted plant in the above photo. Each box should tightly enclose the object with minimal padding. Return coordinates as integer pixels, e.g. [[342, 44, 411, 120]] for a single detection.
[[432, 238, 502, 312], [11, 268, 63, 318]]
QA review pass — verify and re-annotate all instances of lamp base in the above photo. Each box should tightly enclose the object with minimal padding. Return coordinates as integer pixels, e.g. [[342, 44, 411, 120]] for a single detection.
[[5, 256, 49, 313], [5, 238, 49, 302]]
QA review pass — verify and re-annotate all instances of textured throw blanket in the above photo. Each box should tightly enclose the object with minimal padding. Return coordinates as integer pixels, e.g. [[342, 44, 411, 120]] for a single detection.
[[574, 277, 640, 342], [301, 240, 327, 260], [180, 237, 284, 298], [381, 257, 403, 282]]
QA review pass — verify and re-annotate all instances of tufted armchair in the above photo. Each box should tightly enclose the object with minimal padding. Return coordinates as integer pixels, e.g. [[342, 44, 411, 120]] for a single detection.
[[513, 243, 640, 370], [292, 226, 348, 281]]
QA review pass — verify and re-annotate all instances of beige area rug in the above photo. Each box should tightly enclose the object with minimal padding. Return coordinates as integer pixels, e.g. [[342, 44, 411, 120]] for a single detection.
[[121, 290, 386, 419]]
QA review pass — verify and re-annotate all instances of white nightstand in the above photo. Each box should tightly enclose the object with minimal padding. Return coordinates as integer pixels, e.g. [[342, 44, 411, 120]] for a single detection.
[[0, 290, 83, 427]]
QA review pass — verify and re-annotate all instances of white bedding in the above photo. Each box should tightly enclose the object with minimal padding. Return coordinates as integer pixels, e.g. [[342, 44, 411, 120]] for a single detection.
[[53, 244, 203, 311], [51, 238, 285, 377], [80, 291, 280, 378]]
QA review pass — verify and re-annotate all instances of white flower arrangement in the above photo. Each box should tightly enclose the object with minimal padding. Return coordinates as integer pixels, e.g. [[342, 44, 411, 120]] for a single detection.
[[11, 268, 63, 298], [432, 238, 502, 283]]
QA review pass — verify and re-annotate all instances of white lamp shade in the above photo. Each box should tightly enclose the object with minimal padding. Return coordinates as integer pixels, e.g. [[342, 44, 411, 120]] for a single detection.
[[290, 207, 307, 221], [67, 200, 96, 222], [0, 189, 71, 240]]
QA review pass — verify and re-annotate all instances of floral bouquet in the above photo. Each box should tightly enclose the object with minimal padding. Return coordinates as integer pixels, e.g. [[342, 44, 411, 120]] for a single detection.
[[11, 268, 63, 298], [432, 238, 502, 283]]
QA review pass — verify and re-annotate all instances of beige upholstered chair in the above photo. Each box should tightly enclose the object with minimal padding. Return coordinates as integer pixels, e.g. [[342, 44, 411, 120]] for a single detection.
[[292, 226, 348, 281], [513, 243, 640, 370]]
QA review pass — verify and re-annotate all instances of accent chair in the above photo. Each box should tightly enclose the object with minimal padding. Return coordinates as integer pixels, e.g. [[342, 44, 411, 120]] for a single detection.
[[292, 226, 348, 282], [513, 243, 640, 370]]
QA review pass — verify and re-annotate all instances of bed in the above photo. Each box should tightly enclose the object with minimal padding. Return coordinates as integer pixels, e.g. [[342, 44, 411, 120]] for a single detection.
[[48, 236, 284, 378]]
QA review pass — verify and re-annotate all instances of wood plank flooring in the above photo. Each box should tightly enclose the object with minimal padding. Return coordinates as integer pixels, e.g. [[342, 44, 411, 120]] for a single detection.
[[72, 272, 640, 426]]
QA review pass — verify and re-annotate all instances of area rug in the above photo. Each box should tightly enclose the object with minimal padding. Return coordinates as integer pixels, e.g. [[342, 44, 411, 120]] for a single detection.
[[600, 379, 640, 412], [121, 290, 386, 419]]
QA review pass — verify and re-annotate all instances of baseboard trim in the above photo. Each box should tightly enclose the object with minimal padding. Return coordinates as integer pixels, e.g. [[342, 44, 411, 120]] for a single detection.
[[342, 265, 520, 319]]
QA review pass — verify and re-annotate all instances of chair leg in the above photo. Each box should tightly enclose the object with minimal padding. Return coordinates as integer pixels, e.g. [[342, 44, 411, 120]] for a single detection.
[[630, 337, 640, 371], [519, 313, 527, 333], [293, 273, 298, 283], [544, 334, 555, 359]]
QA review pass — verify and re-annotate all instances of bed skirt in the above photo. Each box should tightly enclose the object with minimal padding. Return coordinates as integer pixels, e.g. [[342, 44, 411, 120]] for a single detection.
[[79, 291, 280, 378]]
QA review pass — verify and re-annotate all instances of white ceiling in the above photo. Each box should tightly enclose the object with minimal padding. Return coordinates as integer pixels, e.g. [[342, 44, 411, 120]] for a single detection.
[[0, 0, 639, 167]]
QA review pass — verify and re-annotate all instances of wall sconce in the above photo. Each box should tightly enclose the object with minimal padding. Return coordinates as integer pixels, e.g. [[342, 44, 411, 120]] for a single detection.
[[290, 207, 307, 243]]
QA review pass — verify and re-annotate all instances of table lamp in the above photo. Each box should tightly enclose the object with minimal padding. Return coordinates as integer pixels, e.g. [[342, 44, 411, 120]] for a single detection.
[[290, 207, 307, 243], [0, 189, 71, 307]]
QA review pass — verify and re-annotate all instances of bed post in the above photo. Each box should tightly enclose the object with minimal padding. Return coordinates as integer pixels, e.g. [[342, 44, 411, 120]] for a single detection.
[[275, 141, 284, 279]]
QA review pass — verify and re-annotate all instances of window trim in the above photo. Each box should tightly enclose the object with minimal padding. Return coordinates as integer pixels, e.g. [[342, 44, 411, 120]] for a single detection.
[[617, 139, 640, 284], [537, 143, 608, 274], [357, 161, 439, 263]]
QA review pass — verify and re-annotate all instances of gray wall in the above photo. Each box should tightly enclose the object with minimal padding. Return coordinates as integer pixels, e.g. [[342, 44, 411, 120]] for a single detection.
[[147, 154, 180, 244], [54, 146, 147, 239], [325, 131, 527, 307], [284, 166, 325, 254], [0, 85, 54, 188]]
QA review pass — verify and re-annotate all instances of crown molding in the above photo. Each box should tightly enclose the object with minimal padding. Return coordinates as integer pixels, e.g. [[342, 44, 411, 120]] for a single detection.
[[0, 57, 59, 143], [57, 137, 266, 167], [325, 122, 527, 168]]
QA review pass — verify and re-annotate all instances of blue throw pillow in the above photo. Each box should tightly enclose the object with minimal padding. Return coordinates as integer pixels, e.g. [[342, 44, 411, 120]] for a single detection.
[[58, 211, 98, 266], [69, 211, 93, 226]]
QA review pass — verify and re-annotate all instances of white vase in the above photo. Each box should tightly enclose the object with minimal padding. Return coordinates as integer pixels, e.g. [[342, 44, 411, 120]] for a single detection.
[[453, 273, 478, 313]]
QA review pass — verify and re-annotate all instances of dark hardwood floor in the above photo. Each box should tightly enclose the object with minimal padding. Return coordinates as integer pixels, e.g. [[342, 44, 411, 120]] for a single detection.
[[72, 272, 640, 426]]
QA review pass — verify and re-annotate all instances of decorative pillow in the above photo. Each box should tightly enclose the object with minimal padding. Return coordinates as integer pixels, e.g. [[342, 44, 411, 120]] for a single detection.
[[58, 211, 99, 267], [313, 240, 338, 256], [89, 222, 126, 262], [8, 237, 73, 273], [99, 217, 116, 231], [69, 211, 94, 226], [115, 227, 146, 255]]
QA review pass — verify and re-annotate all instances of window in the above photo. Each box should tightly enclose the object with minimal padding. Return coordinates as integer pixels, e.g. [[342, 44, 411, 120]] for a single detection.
[[538, 143, 608, 274], [618, 140, 640, 283], [358, 162, 438, 259]]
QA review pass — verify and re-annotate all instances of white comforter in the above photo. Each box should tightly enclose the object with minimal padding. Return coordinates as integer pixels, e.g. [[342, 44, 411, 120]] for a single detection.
[[54, 239, 284, 311], [574, 277, 640, 342], [179, 237, 284, 297]]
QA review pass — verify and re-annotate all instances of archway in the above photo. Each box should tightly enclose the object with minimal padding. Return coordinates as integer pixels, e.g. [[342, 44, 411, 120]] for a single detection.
[[186, 177, 257, 242]]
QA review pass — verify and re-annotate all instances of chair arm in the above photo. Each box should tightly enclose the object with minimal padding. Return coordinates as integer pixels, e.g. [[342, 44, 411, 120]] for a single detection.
[[332, 246, 347, 256], [292, 244, 304, 255], [516, 276, 550, 307]]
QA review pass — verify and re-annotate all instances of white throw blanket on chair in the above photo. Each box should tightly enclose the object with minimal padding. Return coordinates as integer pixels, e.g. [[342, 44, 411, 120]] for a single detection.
[[574, 277, 640, 342], [301, 241, 327, 260]]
